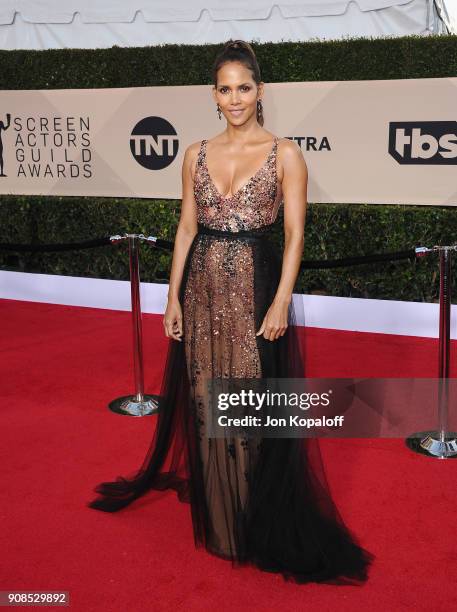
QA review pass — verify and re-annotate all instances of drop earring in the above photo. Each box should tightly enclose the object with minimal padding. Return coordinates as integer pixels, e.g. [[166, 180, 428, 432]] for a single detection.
[[256, 99, 263, 121], [216, 103, 222, 120]]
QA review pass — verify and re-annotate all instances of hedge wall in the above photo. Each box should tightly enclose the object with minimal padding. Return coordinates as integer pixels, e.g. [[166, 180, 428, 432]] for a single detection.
[[1, 34, 456, 300]]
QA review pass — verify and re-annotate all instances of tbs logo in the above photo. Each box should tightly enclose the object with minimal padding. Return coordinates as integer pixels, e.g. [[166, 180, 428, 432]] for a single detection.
[[388, 121, 457, 165], [130, 116, 179, 170]]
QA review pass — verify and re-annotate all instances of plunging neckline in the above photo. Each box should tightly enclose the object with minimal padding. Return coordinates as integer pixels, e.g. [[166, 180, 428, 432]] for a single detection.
[[203, 137, 277, 200]]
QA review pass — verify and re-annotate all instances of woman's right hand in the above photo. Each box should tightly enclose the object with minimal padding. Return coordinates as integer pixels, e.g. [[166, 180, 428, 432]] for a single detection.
[[163, 297, 183, 341]]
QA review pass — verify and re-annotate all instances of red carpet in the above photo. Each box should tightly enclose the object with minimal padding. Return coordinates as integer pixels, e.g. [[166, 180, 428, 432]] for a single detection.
[[1, 298, 455, 611]]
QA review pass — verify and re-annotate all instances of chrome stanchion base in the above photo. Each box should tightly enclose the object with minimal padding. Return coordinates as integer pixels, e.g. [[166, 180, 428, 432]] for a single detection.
[[109, 394, 161, 417], [405, 430, 457, 458]]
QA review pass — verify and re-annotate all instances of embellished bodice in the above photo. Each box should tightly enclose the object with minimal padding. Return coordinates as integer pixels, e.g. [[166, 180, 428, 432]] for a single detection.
[[193, 137, 283, 232]]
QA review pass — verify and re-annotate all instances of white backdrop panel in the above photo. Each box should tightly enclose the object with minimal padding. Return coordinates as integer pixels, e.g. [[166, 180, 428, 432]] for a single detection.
[[0, 0, 453, 49]]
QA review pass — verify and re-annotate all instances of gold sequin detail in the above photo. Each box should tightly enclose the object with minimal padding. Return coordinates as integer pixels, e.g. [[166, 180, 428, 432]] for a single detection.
[[182, 137, 283, 556], [193, 137, 283, 231]]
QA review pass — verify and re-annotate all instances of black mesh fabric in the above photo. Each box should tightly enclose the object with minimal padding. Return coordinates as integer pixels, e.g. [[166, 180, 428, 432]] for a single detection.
[[88, 224, 375, 585]]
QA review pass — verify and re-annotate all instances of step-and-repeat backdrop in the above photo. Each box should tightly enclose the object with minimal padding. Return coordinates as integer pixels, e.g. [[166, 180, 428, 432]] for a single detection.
[[0, 77, 455, 205]]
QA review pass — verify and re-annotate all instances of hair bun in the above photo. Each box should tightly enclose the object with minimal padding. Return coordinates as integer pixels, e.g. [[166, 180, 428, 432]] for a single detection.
[[225, 39, 252, 55]]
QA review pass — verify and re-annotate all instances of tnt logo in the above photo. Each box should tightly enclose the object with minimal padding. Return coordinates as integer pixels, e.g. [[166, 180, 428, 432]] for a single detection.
[[388, 121, 457, 165], [130, 116, 179, 170]]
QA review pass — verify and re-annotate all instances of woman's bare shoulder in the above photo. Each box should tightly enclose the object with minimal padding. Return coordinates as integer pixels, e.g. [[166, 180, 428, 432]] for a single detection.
[[182, 140, 205, 178], [184, 139, 205, 157], [277, 136, 306, 165], [276, 137, 307, 187], [276, 136, 301, 154]]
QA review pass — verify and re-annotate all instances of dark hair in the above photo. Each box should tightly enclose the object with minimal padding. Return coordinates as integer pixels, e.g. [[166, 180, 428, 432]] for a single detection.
[[212, 39, 264, 126]]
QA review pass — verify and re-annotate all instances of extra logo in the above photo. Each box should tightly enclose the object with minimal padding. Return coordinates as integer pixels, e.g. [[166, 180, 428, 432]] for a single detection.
[[130, 116, 179, 170], [389, 121, 457, 164]]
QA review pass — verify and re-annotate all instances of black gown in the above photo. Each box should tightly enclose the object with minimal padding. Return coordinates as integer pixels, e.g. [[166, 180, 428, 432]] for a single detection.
[[88, 136, 375, 585]]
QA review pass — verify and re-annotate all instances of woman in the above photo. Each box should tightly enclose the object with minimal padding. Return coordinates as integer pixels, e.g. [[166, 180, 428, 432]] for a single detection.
[[88, 39, 375, 585]]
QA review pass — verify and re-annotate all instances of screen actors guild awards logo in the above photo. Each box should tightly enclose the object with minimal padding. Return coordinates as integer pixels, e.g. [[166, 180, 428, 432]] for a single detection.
[[0, 113, 11, 177]]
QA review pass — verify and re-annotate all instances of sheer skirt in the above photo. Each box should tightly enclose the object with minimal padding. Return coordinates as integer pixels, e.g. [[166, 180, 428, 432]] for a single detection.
[[88, 222, 375, 585]]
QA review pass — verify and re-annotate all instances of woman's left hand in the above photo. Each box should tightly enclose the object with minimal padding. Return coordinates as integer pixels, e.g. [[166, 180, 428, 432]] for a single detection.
[[256, 298, 289, 341]]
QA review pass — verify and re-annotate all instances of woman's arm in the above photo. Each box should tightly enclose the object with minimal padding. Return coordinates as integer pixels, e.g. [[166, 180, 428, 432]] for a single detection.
[[256, 138, 308, 341], [163, 142, 199, 339], [166, 143, 199, 301], [275, 138, 308, 304]]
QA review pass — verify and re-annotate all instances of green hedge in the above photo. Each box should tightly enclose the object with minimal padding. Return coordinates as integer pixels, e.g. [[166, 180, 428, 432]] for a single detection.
[[1, 34, 456, 300], [1, 195, 454, 300]]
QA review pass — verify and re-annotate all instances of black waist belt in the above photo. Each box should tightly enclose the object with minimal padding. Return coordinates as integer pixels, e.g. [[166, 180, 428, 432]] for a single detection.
[[197, 222, 274, 240]]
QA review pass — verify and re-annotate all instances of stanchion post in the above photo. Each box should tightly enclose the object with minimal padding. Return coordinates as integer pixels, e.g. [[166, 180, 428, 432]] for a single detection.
[[129, 234, 145, 401], [437, 248, 451, 440], [108, 233, 160, 417], [406, 246, 457, 457]]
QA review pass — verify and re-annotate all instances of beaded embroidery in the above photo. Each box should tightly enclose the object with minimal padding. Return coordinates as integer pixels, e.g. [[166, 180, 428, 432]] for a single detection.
[[182, 136, 283, 555], [193, 137, 283, 232]]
